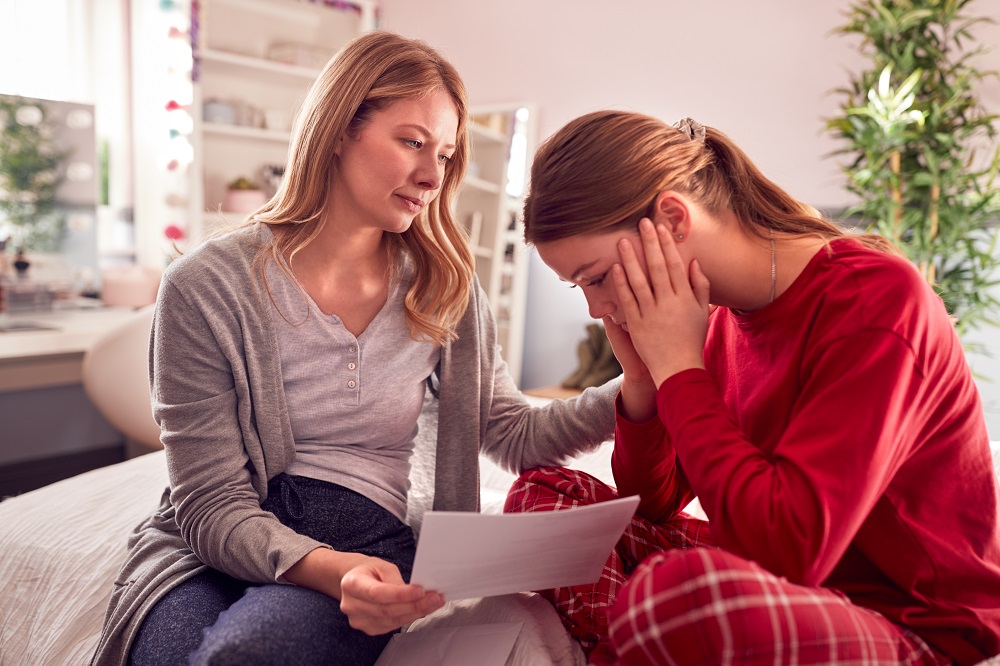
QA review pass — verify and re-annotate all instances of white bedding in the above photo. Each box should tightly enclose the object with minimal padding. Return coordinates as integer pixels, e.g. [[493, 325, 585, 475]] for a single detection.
[[0, 449, 171, 666], [2, 430, 998, 666]]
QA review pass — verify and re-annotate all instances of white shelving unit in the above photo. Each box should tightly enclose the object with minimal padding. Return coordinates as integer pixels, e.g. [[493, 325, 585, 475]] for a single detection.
[[458, 105, 536, 386], [128, 0, 376, 265], [190, 0, 377, 242]]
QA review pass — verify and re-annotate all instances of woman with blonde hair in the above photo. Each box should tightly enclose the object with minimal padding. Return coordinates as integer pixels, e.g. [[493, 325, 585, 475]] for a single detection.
[[506, 110, 1000, 665], [91, 32, 618, 666]]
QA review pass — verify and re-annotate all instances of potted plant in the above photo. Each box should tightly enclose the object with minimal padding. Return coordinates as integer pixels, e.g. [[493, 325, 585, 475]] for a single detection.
[[221, 175, 267, 214], [0, 96, 68, 255], [825, 0, 1000, 344]]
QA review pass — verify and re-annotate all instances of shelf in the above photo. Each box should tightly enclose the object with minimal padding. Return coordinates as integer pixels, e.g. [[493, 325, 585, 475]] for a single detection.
[[189, 0, 377, 246], [199, 48, 321, 80], [469, 122, 507, 145], [209, 0, 376, 22], [452, 105, 536, 386], [203, 122, 291, 143], [462, 175, 502, 194]]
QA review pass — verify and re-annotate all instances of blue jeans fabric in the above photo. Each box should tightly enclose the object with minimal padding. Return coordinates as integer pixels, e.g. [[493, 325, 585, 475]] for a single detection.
[[128, 474, 417, 666]]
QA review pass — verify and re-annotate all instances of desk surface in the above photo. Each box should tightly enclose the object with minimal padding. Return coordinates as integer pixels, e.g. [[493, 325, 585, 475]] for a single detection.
[[523, 385, 585, 400], [0, 305, 141, 392]]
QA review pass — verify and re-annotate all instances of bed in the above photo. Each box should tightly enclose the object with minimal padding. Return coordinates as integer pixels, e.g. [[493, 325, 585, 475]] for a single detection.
[[1, 415, 998, 665], [0, 392, 609, 666]]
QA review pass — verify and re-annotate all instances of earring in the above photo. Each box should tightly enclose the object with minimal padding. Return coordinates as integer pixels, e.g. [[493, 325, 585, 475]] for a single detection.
[[676, 234, 684, 240]]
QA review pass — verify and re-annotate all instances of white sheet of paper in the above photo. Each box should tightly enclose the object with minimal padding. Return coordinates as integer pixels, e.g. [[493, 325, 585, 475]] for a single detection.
[[411, 494, 640, 600], [374, 622, 522, 666]]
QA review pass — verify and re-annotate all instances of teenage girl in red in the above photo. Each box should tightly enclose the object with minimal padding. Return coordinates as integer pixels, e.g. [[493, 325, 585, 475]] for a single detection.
[[506, 111, 1000, 665]]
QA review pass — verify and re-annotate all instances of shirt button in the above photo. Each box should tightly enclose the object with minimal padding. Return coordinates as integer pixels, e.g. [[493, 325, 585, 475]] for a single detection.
[[348, 362, 356, 370], [348, 380, 357, 388], [348, 346, 357, 353]]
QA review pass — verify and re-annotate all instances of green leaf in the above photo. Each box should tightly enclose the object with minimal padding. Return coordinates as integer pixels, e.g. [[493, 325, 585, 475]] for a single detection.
[[825, 0, 1000, 347]]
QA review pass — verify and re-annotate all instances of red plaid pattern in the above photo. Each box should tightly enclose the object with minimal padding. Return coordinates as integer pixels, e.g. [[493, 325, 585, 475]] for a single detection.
[[504, 466, 714, 660], [609, 548, 951, 666], [505, 466, 952, 666]]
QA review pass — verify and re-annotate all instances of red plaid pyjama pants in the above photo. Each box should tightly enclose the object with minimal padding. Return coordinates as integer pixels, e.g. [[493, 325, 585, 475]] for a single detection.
[[504, 466, 952, 666]]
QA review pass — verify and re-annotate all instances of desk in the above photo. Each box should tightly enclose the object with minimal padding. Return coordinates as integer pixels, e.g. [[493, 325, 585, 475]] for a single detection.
[[0, 305, 139, 393], [0, 305, 141, 495], [523, 385, 584, 400]]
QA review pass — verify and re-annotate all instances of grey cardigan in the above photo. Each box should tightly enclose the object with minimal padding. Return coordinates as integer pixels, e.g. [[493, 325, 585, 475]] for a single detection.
[[91, 226, 619, 665]]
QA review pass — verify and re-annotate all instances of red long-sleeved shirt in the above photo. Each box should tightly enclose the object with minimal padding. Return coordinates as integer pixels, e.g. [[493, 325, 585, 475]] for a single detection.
[[612, 239, 1000, 664]]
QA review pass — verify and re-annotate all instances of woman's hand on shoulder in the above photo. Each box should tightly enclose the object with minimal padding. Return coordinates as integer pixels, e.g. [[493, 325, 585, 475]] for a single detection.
[[285, 548, 445, 635]]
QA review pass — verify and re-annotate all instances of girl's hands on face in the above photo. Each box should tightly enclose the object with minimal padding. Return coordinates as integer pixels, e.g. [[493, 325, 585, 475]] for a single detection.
[[602, 315, 650, 383], [337, 555, 445, 635], [602, 315, 658, 422], [613, 218, 711, 388]]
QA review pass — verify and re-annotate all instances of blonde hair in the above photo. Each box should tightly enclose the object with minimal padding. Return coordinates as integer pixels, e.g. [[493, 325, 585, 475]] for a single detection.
[[523, 110, 900, 256], [248, 31, 473, 345]]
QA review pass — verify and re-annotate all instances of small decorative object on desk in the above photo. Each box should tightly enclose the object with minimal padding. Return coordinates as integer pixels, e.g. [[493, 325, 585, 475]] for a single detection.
[[2, 280, 55, 314], [13, 247, 30, 278], [222, 176, 268, 213]]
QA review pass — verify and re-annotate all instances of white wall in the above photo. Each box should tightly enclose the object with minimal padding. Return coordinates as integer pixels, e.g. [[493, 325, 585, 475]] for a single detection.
[[379, 0, 1000, 434]]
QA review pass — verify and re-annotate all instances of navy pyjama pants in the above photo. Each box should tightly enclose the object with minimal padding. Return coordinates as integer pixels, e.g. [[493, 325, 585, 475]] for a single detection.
[[128, 474, 417, 666]]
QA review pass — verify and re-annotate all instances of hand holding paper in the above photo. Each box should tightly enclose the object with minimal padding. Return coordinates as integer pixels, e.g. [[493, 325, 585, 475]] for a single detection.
[[411, 495, 640, 600]]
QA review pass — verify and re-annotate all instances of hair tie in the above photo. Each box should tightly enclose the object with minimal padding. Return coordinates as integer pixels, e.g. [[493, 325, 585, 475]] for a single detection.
[[673, 117, 706, 143]]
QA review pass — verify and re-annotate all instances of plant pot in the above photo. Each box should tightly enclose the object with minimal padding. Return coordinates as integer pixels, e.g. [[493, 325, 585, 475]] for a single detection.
[[222, 189, 267, 214]]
